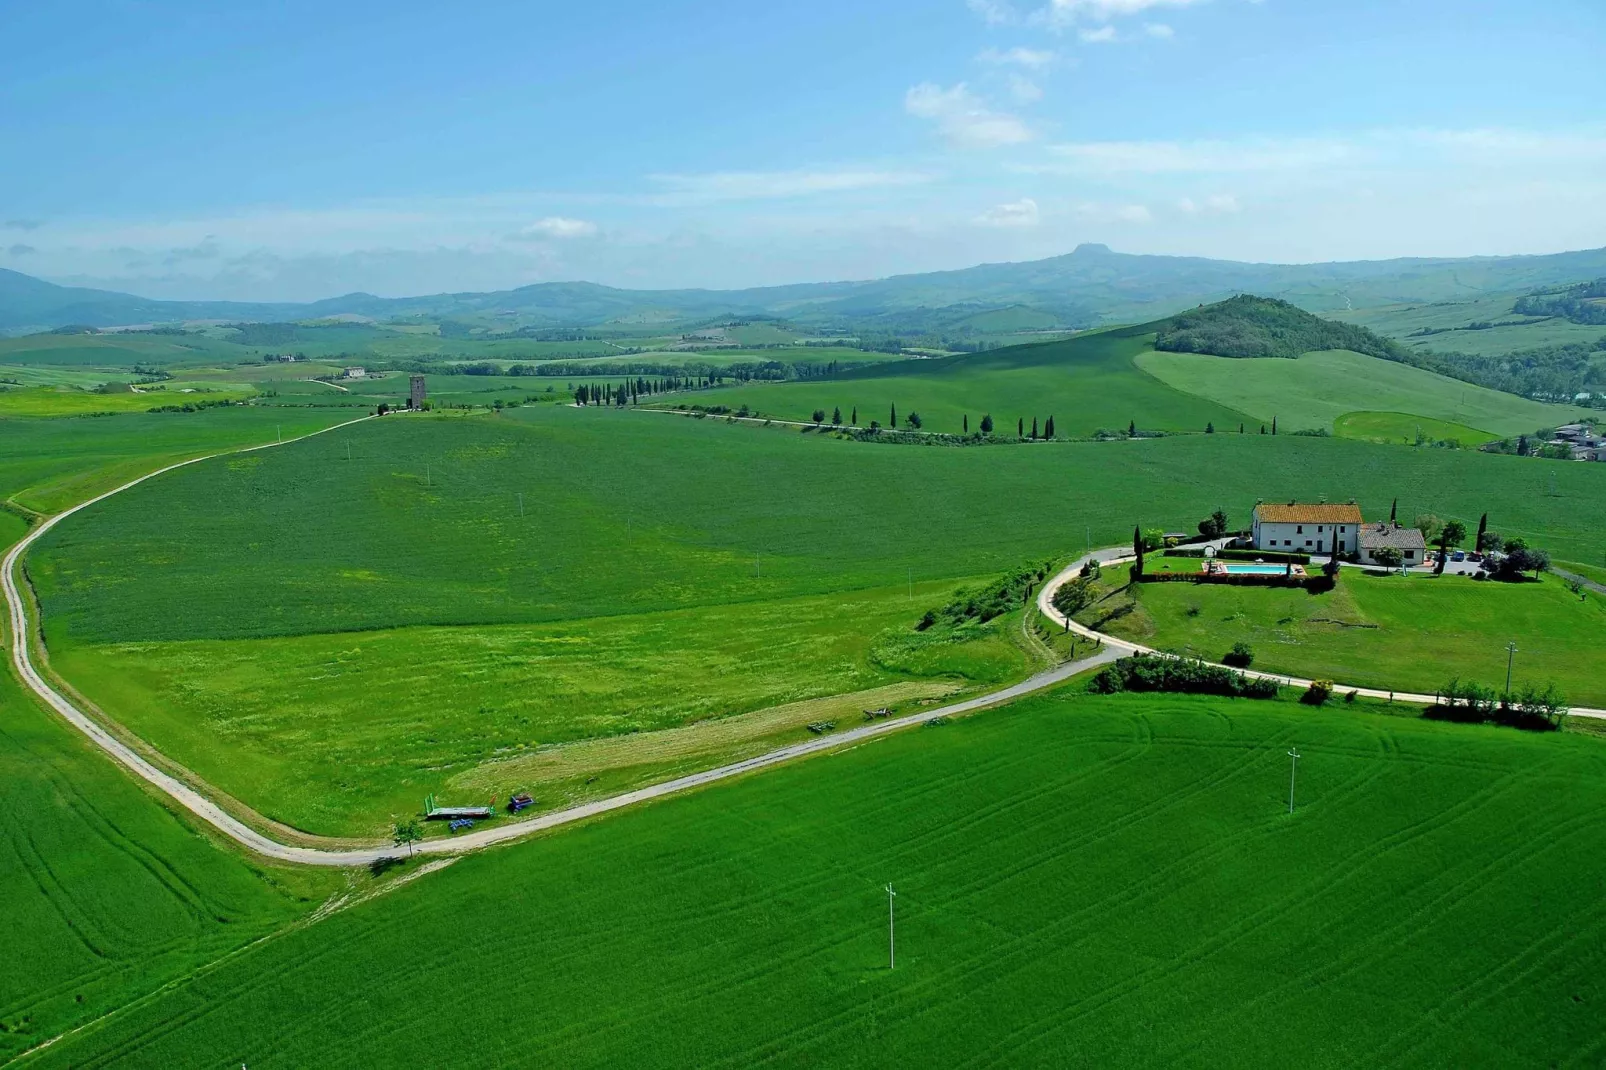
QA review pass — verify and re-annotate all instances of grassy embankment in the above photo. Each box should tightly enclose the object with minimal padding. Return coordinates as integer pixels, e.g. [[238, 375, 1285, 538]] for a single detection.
[[1089, 570, 1606, 706], [27, 405, 1606, 836], [23, 688, 1606, 1069]]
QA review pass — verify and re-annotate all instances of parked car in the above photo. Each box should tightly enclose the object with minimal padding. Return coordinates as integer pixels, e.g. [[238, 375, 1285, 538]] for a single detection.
[[1451, 550, 1467, 562]]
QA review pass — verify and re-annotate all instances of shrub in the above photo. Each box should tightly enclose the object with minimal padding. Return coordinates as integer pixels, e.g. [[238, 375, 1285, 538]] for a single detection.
[[1089, 655, 1279, 700], [1301, 680, 1334, 705], [1223, 642, 1254, 668], [1494, 547, 1550, 581], [1051, 576, 1096, 617]]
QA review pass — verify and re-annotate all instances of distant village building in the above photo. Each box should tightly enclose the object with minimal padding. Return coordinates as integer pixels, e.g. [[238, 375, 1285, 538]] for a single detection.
[[1251, 502, 1363, 556], [1552, 423, 1604, 459], [409, 374, 427, 410], [1358, 522, 1427, 567], [342, 366, 367, 379]]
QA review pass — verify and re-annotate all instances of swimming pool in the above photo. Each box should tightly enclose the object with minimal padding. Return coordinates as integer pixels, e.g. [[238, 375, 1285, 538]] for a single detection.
[[1222, 563, 1293, 575]]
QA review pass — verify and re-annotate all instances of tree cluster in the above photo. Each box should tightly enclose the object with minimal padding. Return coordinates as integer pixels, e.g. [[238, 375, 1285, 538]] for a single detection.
[[1513, 278, 1606, 326], [1089, 655, 1280, 699], [1430, 679, 1569, 731], [917, 562, 1052, 632]]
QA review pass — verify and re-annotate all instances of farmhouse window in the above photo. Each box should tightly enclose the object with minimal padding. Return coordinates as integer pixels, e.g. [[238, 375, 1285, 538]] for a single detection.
[[1297, 525, 1304, 534]]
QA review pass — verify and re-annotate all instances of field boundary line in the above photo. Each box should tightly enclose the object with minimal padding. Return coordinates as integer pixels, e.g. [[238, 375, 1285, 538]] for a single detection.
[[1036, 551, 1606, 722]]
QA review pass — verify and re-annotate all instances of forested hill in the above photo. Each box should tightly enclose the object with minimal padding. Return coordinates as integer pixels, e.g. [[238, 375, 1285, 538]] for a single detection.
[[1153, 295, 1406, 360]]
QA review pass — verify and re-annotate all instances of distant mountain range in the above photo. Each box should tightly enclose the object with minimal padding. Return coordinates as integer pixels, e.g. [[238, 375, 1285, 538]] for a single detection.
[[7, 243, 1606, 334]]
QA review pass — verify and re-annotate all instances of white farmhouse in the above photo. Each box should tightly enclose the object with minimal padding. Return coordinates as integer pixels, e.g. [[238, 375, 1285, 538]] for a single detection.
[[1251, 502, 1363, 556]]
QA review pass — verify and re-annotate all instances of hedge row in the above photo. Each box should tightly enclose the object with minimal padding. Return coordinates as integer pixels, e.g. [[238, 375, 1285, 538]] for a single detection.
[[1089, 655, 1280, 699]]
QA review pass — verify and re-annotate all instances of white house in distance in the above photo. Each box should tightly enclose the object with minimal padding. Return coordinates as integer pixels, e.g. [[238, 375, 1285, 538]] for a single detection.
[[1251, 502, 1363, 556]]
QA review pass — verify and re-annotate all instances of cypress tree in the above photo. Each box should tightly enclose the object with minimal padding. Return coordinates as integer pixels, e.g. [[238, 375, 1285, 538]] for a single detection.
[[1476, 512, 1488, 552], [1045, 416, 1055, 438], [1272, 416, 1279, 435], [890, 403, 897, 428], [1031, 417, 1039, 440], [1390, 498, 1398, 524], [1018, 417, 1024, 438], [1239, 423, 1245, 433], [1128, 419, 1136, 437], [1133, 526, 1146, 578], [1206, 422, 1215, 434], [851, 407, 858, 425], [980, 413, 994, 434], [832, 406, 841, 425]]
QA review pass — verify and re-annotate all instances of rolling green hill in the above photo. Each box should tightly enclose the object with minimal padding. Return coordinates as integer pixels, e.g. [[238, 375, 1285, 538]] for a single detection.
[[22, 688, 1606, 1069], [697, 326, 1249, 437], [1135, 348, 1588, 436], [698, 312, 1586, 440], [1155, 295, 1404, 361]]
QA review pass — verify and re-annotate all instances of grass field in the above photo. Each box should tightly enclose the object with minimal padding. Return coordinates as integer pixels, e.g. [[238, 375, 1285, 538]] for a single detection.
[[690, 328, 1251, 439], [22, 687, 1606, 1068], [1101, 571, 1606, 706], [26, 406, 1606, 835], [0, 385, 254, 417], [1333, 410, 1500, 447], [1334, 293, 1606, 357], [0, 407, 355, 516], [50, 581, 1032, 834], [1135, 348, 1586, 436]]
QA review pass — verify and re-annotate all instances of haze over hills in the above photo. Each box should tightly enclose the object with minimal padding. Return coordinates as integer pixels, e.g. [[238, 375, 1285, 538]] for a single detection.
[[8, 243, 1606, 335]]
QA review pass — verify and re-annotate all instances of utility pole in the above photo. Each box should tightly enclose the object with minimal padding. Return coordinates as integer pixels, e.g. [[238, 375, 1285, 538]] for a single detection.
[[1287, 747, 1301, 814], [886, 884, 896, 970], [1505, 641, 1518, 699]]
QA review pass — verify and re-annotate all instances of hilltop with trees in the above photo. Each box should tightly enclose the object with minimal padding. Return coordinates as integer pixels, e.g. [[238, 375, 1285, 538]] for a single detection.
[[1154, 295, 1407, 361]]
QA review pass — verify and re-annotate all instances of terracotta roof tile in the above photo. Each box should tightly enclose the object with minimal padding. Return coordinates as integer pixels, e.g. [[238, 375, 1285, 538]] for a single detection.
[[1253, 502, 1363, 525]]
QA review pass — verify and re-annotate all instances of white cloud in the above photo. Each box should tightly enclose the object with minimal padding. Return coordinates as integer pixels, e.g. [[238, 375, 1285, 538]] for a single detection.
[[1044, 137, 1356, 174], [648, 169, 932, 202], [905, 82, 1034, 149], [1144, 22, 1175, 37], [1078, 25, 1118, 42], [975, 198, 1041, 227], [512, 216, 598, 240], [967, 0, 1020, 25], [1007, 74, 1044, 103], [977, 46, 1057, 68], [1177, 194, 1241, 214], [1047, 0, 1209, 24]]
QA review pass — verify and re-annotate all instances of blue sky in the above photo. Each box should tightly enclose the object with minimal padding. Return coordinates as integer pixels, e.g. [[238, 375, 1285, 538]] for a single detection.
[[3, 0, 1604, 300]]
